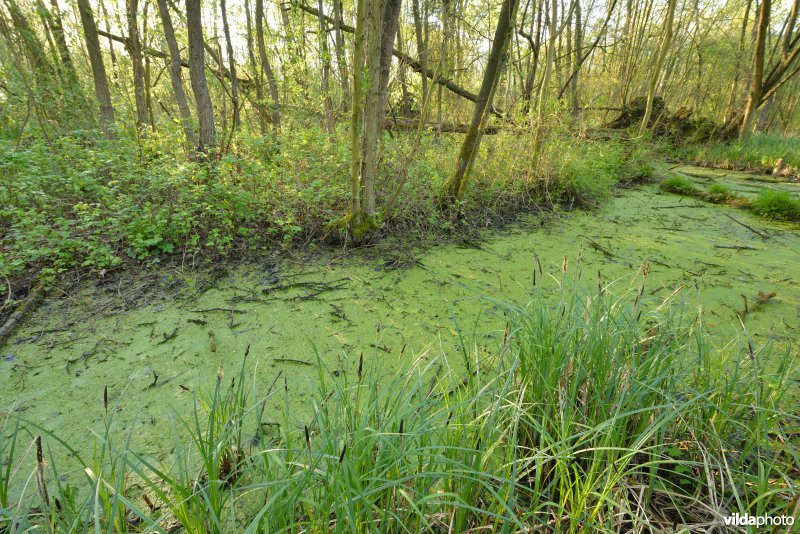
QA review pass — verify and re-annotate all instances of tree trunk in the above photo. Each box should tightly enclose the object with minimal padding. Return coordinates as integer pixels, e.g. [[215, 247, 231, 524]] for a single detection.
[[220, 0, 240, 129], [782, 0, 799, 64], [530, 0, 557, 149], [186, 0, 215, 152], [378, 0, 402, 124], [4, 0, 52, 75], [318, 0, 334, 135], [43, 0, 78, 86], [332, 0, 350, 110], [571, 0, 582, 115], [441, 0, 519, 205], [725, 0, 752, 124], [411, 0, 427, 103], [256, 0, 281, 130], [77, 0, 115, 138], [156, 0, 195, 151], [126, 0, 149, 132], [639, 0, 676, 134], [740, 0, 771, 139], [97, 3, 116, 65], [244, 0, 268, 133], [142, 0, 155, 129], [277, 0, 307, 97], [297, 2, 507, 118], [348, 0, 367, 235], [396, 26, 412, 115], [361, 0, 385, 216]]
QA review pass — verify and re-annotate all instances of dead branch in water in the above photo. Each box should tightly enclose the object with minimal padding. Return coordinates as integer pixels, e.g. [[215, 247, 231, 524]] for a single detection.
[[724, 214, 770, 239], [0, 284, 46, 349]]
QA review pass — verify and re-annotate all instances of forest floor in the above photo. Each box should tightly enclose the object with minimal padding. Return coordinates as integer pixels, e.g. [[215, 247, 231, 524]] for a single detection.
[[2, 164, 798, 500]]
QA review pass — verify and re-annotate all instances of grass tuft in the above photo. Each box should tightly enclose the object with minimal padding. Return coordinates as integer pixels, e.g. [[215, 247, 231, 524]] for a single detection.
[[704, 183, 735, 203], [660, 175, 699, 195], [750, 190, 800, 221]]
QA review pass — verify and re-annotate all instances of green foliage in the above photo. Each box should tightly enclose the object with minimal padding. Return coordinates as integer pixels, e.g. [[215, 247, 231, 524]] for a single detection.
[[1, 126, 644, 287], [557, 142, 622, 205], [0, 128, 350, 282], [750, 190, 800, 221], [659, 174, 699, 195], [619, 143, 656, 184], [1, 284, 796, 531]]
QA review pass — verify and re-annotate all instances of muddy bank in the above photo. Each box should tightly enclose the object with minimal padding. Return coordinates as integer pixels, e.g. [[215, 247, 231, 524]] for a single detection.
[[2, 170, 798, 496]]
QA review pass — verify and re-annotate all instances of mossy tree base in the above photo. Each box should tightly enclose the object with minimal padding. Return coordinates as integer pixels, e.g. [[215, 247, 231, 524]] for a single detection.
[[326, 211, 380, 242]]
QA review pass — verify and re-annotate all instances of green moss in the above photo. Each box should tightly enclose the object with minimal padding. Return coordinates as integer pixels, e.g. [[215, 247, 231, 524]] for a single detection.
[[750, 190, 800, 221]]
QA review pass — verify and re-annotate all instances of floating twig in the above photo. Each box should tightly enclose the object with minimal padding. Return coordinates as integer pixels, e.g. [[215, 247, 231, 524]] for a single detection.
[[369, 343, 391, 353], [0, 284, 46, 348], [739, 291, 777, 316], [714, 244, 762, 251], [273, 358, 312, 366], [157, 328, 178, 345], [208, 331, 217, 353], [579, 235, 615, 257], [189, 307, 246, 314], [724, 213, 769, 239]]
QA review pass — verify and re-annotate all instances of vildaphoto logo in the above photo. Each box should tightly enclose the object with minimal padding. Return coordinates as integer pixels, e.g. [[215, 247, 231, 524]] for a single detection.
[[722, 513, 795, 527]]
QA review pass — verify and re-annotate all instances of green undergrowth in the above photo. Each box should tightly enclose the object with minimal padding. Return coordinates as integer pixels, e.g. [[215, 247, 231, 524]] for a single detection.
[[1, 282, 796, 532], [0, 123, 653, 294], [676, 133, 800, 173]]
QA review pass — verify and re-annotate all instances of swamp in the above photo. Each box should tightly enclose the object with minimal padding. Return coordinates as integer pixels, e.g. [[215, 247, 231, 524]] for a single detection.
[[1, 0, 799, 531]]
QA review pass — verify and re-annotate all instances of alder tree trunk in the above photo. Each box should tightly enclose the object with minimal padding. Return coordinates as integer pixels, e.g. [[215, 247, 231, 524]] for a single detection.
[[126, 0, 149, 132], [639, 0, 676, 134], [77, 0, 115, 138], [186, 0, 216, 153], [740, 0, 771, 139], [156, 0, 196, 151], [256, 0, 281, 130], [441, 0, 520, 205], [220, 0, 240, 129]]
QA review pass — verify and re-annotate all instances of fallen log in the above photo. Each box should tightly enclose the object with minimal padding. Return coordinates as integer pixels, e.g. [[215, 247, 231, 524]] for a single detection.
[[0, 284, 46, 348], [385, 117, 499, 135]]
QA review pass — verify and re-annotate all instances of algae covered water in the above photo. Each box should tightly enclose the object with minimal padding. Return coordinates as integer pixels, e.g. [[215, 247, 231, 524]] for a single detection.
[[2, 171, 798, 493]]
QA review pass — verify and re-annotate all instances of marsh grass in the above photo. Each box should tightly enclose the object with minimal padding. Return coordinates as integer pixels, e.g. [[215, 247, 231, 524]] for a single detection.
[[1, 280, 797, 532], [680, 133, 800, 172]]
